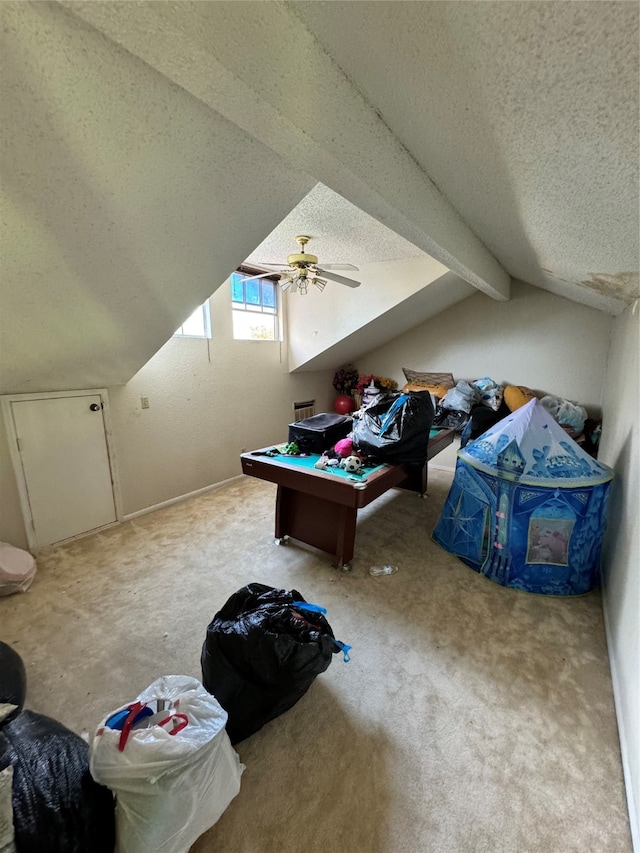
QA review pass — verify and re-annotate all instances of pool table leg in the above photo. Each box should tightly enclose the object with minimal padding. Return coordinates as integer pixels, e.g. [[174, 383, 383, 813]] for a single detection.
[[333, 506, 357, 570], [397, 460, 428, 497], [275, 485, 357, 568]]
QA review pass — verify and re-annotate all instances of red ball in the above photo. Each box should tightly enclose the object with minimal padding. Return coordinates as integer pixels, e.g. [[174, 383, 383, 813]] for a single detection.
[[334, 394, 356, 415]]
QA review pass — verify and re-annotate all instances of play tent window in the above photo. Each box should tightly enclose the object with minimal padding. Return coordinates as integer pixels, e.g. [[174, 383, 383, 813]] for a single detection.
[[526, 518, 573, 565]]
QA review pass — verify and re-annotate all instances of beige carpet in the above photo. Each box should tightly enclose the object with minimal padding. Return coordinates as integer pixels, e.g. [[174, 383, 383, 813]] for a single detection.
[[0, 470, 631, 852]]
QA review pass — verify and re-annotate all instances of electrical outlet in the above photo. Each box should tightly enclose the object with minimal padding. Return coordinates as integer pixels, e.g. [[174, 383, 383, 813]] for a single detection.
[[140, 396, 150, 409]]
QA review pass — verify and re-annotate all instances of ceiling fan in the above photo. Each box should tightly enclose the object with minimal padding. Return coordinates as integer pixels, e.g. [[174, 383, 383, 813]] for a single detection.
[[243, 235, 361, 294]]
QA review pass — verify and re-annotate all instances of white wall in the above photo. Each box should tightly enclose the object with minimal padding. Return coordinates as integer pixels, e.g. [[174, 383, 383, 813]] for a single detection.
[[0, 283, 334, 545], [108, 283, 334, 515], [599, 303, 640, 850], [357, 279, 613, 410], [287, 255, 450, 370], [355, 279, 614, 469]]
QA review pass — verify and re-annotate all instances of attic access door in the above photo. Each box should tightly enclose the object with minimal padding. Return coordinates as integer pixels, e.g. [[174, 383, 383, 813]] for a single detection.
[[2, 390, 120, 549]]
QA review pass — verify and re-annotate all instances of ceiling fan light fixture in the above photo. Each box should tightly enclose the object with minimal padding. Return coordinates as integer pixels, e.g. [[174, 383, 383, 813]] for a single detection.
[[278, 268, 310, 295], [279, 273, 310, 294], [256, 235, 361, 293]]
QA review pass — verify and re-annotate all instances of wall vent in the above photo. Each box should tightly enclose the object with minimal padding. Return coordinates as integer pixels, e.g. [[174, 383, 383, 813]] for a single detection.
[[293, 399, 316, 421]]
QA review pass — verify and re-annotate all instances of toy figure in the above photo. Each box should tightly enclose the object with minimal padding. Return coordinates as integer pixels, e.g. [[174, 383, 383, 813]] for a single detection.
[[314, 453, 330, 470]]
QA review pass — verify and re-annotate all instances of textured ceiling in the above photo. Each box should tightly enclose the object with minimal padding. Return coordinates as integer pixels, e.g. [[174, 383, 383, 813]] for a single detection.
[[288, 1, 638, 311], [1, 1, 638, 393], [245, 183, 426, 270]]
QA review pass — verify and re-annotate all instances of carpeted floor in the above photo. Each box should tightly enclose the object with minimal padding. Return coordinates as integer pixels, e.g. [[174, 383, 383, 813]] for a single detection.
[[0, 470, 632, 852]]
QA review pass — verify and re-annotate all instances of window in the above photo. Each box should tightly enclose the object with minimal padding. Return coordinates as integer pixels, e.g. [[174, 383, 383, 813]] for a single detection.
[[173, 301, 211, 338], [231, 270, 278, 341]]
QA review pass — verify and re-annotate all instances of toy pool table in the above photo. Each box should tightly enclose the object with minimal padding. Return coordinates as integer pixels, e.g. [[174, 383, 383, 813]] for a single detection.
[[240, 428, 454, 570]]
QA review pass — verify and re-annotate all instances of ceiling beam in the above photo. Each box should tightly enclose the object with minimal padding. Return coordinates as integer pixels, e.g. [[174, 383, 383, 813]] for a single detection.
[[59, 1, 510, 302]]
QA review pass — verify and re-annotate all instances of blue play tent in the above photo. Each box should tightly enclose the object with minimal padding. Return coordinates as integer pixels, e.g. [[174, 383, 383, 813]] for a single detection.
[[432, 398, 614, 595]]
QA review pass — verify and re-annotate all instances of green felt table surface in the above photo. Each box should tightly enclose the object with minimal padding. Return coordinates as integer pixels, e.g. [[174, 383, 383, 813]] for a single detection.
[[272, 452, 387, 480], [267, 428, 447, 481]]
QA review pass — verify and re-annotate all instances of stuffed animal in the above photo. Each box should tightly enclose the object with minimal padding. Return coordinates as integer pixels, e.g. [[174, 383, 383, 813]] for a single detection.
[[340, 455, 364, 475], [334, 437, 353, 457]]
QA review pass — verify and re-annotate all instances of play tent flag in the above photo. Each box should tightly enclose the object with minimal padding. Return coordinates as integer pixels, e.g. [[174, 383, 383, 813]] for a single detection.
[[432, 398, 614, 595]]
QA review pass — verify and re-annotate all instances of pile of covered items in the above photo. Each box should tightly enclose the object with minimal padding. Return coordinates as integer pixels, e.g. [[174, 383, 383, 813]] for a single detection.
[[432, 398, 614, 596], [400, 368, 601, 458], [402, 368, 514, 438], [1, 570, 348, 853], [88, 585, 348, 853], [438, 377, 508, 439], [0, 641, 116, 853]]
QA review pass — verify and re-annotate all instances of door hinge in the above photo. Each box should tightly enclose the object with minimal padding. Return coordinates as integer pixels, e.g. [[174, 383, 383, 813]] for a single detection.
[[16, 437, 23, 452]]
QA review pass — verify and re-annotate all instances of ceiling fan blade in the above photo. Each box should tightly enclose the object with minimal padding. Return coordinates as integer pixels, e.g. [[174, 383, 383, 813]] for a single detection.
[[315, 268, 361, 288], [250, 262, 286, 268], [241, 271, 282, 282], [318, 263, 359, 271]]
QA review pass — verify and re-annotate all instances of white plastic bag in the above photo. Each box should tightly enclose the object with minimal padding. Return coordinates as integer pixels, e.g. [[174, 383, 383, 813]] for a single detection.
[[540, 394, 587, 436], [0, 542, 36, 597], [441, 380, 481, 414], [90, 675, 244, 853]]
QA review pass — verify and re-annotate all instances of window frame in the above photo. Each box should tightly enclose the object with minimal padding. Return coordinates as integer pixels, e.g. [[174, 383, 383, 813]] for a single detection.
[[173, 300, 212, 339], [231, 266, 281, 341]]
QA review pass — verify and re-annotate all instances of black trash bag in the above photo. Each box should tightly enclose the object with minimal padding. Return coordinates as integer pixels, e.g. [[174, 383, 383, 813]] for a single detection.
[[0, 710, 115, 853], [201, 583, 344, 744], [352, 391, 435, 466], [432, 404, 470, 433], [460, 398, 511, 447], [0, 641, 26, 725]]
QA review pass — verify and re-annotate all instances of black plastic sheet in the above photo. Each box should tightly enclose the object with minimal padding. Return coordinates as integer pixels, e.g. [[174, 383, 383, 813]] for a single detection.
[[433, 404, 470, 433], [0, 641, 26, 724], [201, 583, 342, 744], [0, 710, 115, 853], [352, 391, 435, 465], [460, 398, 511, 447]]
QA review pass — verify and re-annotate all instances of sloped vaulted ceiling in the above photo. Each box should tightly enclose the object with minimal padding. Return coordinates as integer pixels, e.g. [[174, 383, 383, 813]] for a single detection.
[[0, 2, 315, 393], [294, 0, 639, 310], [1, 1, 638, 393]]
